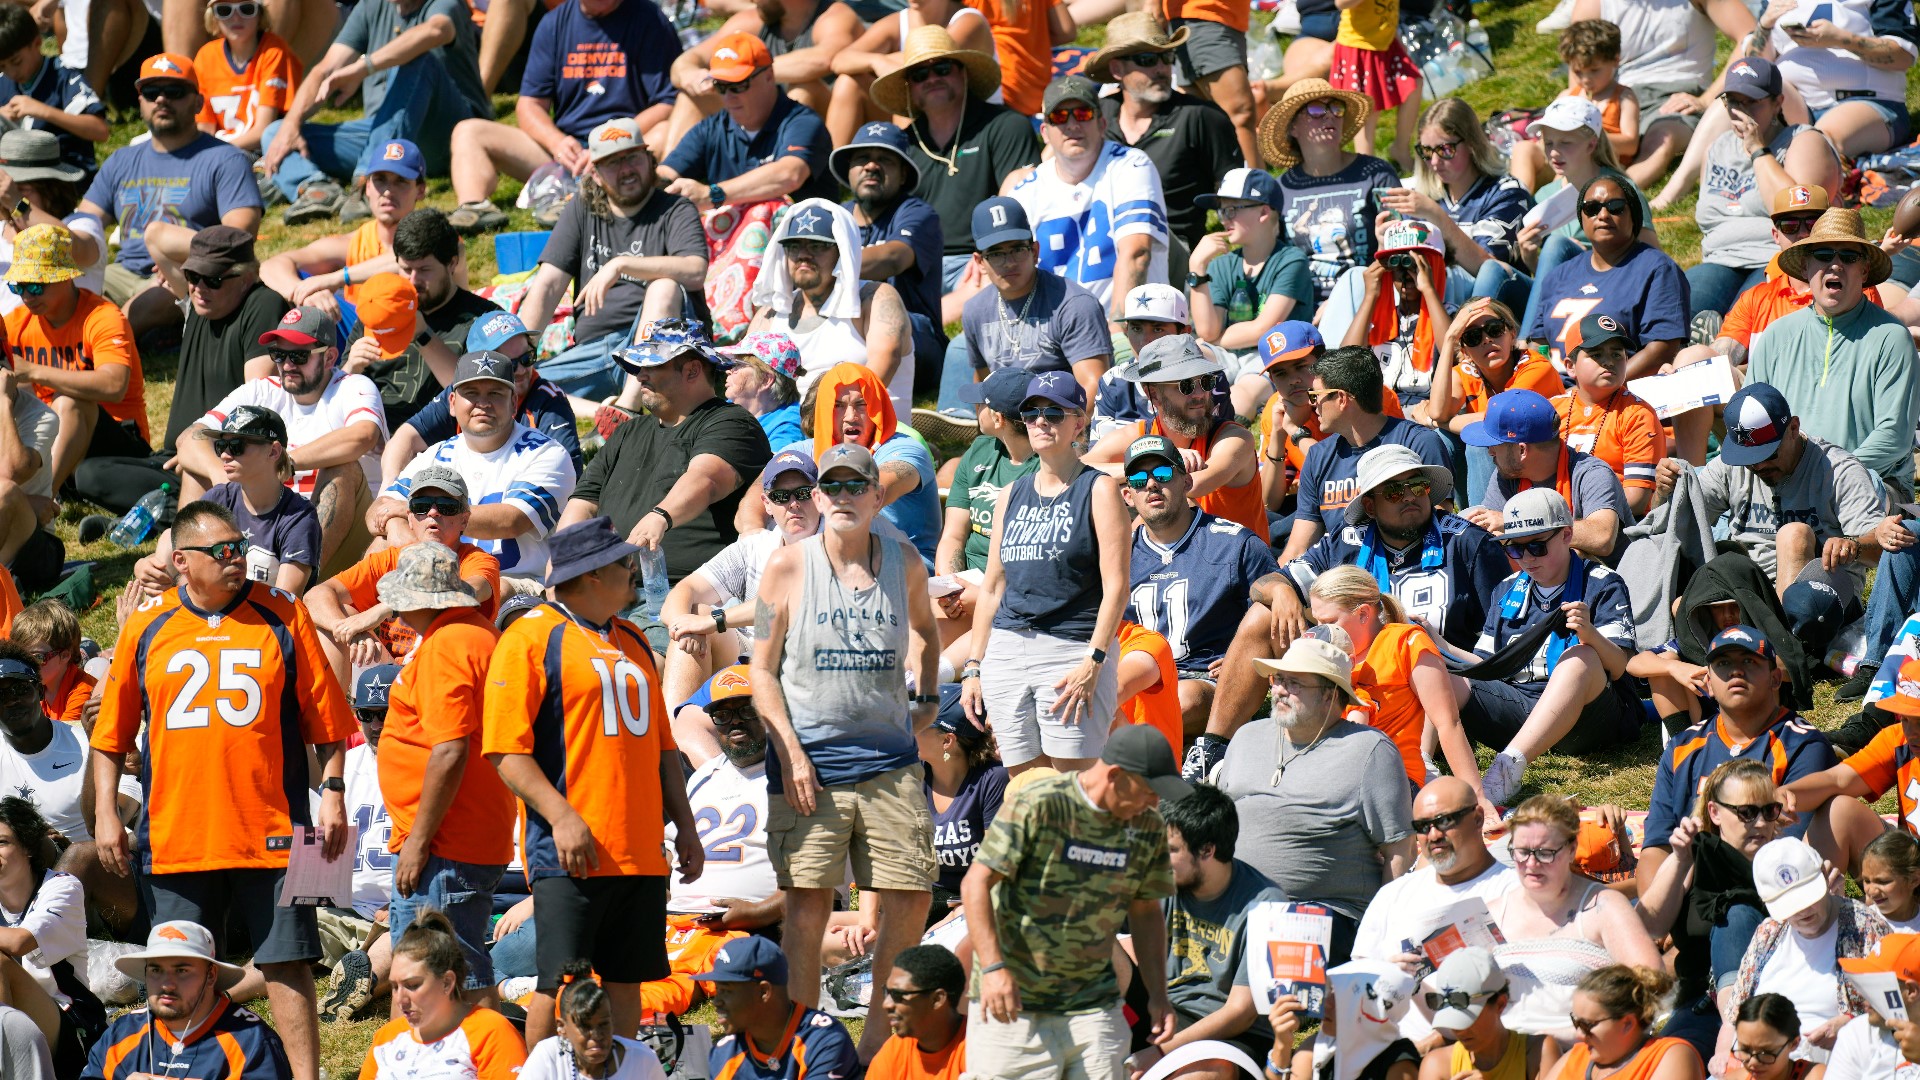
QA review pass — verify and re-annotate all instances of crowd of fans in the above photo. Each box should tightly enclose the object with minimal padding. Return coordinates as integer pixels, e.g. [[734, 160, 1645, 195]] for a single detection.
[[3, 0, 1920, 1073]]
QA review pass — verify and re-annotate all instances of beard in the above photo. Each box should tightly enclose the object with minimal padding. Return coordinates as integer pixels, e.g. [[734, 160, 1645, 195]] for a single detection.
[[1376, 515, 1426, 547], [1157, 407, 1203, 439], [1426, 844, 1460, 875], [1133, 82, 1173, 106], [718, 731, 768, 766]]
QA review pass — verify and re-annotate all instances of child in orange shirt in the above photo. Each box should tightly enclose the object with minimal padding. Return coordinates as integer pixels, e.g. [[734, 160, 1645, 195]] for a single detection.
[[1553, 312, 1666, 518], [194, 0, 303, 153], [11, 599, 91, 725]]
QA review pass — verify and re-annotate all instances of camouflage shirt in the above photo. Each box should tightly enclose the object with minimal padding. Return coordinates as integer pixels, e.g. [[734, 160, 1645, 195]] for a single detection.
[[972, 772, 1175, 1014]]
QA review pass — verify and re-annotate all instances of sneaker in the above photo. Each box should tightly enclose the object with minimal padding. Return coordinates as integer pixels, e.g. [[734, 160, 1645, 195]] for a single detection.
[[1482, 750, 1527, 807], [448, 200, 509, 236], [1536, 0, 1576, 32], [338, 190, 371, 225], [255, 168, 286, 208], [320, 949, 373, 1021], [594, 404, 636, 441], [1831, 702, 1896, 757], [76, 514, 113, 545], [1689, 309, 1724, 347], [284, 181, 344, 226], [909, 406, 978, 446], [1182, 733, 1228, 782], [497, 975, 538, 1004], [1837, 661, 1880, 702]]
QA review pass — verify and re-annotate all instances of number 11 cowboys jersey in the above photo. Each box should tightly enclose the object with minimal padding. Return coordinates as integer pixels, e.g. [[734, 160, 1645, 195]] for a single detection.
[[1008, 143, 1170, 310], [1127, 512, 1279, 674]]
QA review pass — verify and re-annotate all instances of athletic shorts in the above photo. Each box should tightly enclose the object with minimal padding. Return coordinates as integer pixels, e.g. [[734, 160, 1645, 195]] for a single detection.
[[1171, 17, 1248, 81], [145, 867, 321, 966], [981, 627, 1122, 766], [531, 874, 669, 991], [767, 763, 936, 892], [1459, 677, 1642, 755], [1632, 82, 1707, 135]]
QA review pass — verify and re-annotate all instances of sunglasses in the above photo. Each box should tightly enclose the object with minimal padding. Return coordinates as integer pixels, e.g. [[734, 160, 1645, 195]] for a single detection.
[[1410, 806, 1475, 835], [712, 70, 761, 95], [1125, 466, 1178, 489], [1121, 52, 1170, 67], [883, 986, 936, 1002], [409, 495, 465, 516], [1459, 318, 1509, 349], [268, 347, 318, 366], [210, 1, 259, 16], [1415, 140, 1461, 160], [185, 270, 237, 289], [1774, 214, 1821, 236], [1046, 104, 1097, 125], [1732, 1043, 1788, 1066], [1020, 406, 1075, 424], [1174, 372, 1220, 395], [211, 437, 263, 458], [1714, 799, 1784, 824], [139, 83, 193, 102], [1302, 100, 1346, 118], [180, 538, 250, 562], [766, 485, 815, 505], [1580, 197, 1629, 218], [817, 479, 871, 496], [905, 59, 959, 83], [1808, 246, 1866, 265], [355, 707, 386, 725], [1569, 1014, 1617, 1036], [1512, 844, 1566, 864], [6, 281, 44, 297], [1503, 538, 1553, 557], [1306, 388, 1343, 408], [1423, 988, 1495, 1012], [1373, 478, 1431, 502]]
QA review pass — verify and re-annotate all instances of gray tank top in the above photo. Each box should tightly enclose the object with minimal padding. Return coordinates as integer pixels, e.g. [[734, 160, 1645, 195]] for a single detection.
[[775, 533, 920, 791], [759, 0, 823, 58]]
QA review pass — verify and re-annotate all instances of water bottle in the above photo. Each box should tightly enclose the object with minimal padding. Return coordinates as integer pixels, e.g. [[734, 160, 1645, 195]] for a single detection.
[[108, 483, 172, 548], [637, 544, 669, 623]]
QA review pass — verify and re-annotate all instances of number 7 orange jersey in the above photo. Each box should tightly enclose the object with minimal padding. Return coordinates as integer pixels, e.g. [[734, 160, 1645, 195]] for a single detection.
[[92, 582, 356, 874]]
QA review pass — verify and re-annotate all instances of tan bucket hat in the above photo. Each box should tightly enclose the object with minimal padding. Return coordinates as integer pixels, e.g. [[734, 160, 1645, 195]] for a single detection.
[[1777, 206, 1892, 286], [870, 26, 1002, 117], [1083, 12, 1189, 83], [1251, 631, 1359, 705], [1256, 78, 1372, 169]]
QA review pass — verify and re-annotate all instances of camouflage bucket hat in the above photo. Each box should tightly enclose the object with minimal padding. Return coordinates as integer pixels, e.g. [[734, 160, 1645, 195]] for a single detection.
[[375, 541, 480, 612]]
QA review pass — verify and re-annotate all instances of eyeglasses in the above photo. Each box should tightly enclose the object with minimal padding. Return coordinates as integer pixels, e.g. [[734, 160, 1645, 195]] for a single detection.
[[709, 705, 758, 727], [185, 270, 237, 289], [712, 70, 762, 95], [1172, 372, 1220, 395], [1459, 318, 1509, 349], [20, 649, 51, 666], [1415, 140, 1461, 160], [785, 239, 837, 256], [883, 987, 936, 1002], [1424, 988, 1495, 1011], [1020, 406, 1075, 424], [1714, 800, 1784, 825], [1272, 675, 1328, 696], [1579, 197, 1629, 218], [179, 538, 250, 562], [1808, 246, 1866, 266], [1217, 202, 1265, 220], [211, 437, 261, 458], [1045, 105, 1097, 126], [1410, 807, 1475, 835], [1121, 52, 1170, 67], [267, 347, 317, 366], [1373, 478, 1431, 503], [905, 59, 959, 83], [817, 479, 871, 496], [1125, 466, 1178, 489], [139, 83, 193, 102], [1774, 214, 1821, 236], [1512, 843, 1566, 864], [1569, 1014, 1618, 1036], [982, 241, 1034, 266], [1732, 1043, 1789, 1065], [1302, 100, 1346, 119], [409, 495, 465, 516], [1503, 538, 1553, 557], [766, 485, 815, 505], [6, 282, 44, 297], [210, 2, 259, 16]]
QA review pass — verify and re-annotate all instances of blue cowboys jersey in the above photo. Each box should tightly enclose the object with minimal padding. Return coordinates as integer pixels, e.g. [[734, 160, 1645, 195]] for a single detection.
[[1475, 558, 1636, 694], [1128, 512, 1280, 672], [1283, 513, 1511, 652]]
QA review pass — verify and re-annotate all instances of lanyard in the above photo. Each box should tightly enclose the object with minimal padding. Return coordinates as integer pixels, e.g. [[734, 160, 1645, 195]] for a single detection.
[[1355, 521, 1446, 593], [1501, 555, 1588, 674]]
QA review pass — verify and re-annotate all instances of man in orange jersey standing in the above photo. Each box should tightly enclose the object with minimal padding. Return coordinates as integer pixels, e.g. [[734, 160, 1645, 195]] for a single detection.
[[89, 499, 354, 1080], [376, 540, 514, 1005], [484, 515, 704, 1046]]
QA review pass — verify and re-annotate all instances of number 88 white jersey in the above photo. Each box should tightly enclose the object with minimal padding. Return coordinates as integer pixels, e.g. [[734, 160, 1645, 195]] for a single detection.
[[1009, 143, 1171, 310]]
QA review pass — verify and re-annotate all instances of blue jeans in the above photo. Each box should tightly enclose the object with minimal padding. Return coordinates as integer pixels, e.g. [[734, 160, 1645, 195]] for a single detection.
[[1893, 246, 1920, 289], [936, 334, 976, 415], [264, 50, 480, 199], [1862, 521, 1920, 664], [490, 919, 539, 981], [389, 856, 504, 990], [1685, 262, 1766, 319], [1471, 260, 1536, 317], [1521, 233, 1588, 333], [1709, 903, 1767, 988]]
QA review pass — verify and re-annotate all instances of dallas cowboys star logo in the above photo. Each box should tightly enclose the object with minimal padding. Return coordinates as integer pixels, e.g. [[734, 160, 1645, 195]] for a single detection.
[[790, 208, 825, 236], [1033, 372, 1062, 389], [475, 354, 509, 377], [1134, 294, 1154, 311]]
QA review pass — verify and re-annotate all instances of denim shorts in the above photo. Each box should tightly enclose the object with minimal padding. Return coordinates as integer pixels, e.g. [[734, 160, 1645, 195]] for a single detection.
[[1812, 96, 1913, 145], [388, 855, 504, 990]]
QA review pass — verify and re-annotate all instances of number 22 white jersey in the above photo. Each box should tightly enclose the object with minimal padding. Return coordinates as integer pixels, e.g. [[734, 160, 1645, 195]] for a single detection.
[[666, 756, 774, 909]]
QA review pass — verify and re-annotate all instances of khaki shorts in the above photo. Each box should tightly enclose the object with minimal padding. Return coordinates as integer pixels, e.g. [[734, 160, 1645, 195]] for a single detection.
[[316, 907, 377, 968], [767, 763, 935, 892], [963, 1002, 1129, 1080], [102, 263, 149, 306]]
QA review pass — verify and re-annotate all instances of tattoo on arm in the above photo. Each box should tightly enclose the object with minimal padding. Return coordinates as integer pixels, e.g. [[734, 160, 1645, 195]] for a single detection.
[[755, 596, 775, 638]]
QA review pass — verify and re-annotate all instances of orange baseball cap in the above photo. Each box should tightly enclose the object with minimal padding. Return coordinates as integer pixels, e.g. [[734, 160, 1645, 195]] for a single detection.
[[136, 53, 197, 87], [707, 664, 753, 706], [709, 33, 771, 83], [1771, 184, 1831, 218], [1840, 933, 1920, 981], [1877, 657, 1920, 718], [357, 273, 419, 360]]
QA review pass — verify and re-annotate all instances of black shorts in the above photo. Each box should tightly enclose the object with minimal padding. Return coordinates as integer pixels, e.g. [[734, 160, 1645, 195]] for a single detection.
[[1460, 678, 1642, 755], [85, 408, 150, 461], [532, 875, 668, 991], [144, 867, 321, 967]]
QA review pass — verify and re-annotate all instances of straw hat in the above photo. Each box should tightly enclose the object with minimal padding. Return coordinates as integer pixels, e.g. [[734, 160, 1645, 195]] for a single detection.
[[1777, 206, 1891, 286], [1082, 12, 1189, 83], [1256, 78, 1371, 169], [870, 26, 1002, 117]]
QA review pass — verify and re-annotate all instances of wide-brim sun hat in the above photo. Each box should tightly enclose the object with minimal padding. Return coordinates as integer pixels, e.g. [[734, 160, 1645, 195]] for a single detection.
[[0, 129, 82, 183], [1082, 12, 1189, 84], [1251, 633, 1359, 705], [870, 26, 1002, 117], [1343, 444, 1454, 526], [1778, 206, 1892, 286], [115, 921, 247, 990], [1257, 78, 1371, 169]]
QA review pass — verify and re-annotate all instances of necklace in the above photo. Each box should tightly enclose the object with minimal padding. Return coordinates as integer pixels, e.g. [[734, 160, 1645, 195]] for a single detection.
[[997, 285, 1038, 367], [1270, 718, 1334, 787]]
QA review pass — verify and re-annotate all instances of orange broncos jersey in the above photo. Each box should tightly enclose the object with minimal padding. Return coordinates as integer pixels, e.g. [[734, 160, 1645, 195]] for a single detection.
[[482, 602, 677, 879], [93, 582, 354, 874], [1846, 723, 1920, 837], [194, 32, 302, 140]]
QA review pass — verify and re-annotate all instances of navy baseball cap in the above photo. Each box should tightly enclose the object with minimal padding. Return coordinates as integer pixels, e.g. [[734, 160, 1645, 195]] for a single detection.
[[1462, 389, 1559, 447], [1721, 382, 1793, 467], [1023, 369, 1086, 411], [1783, 565, 1854, 654], [467, 310, 532, 354], [1572, 312, 1634, 357], [1723, 55, 1782, 100], [368, 139, 426, 181], [495, 592, 543, 630], [1705, 625, 1776, 663], [829, 121, 921, 189], [1196, 167, 1284, 211], [762, 448, 818, 491], [958, 365, 1043, 416], [781, 203, 837, 243], [697, 935, 788, 983], [354, 664, 401, 709], [973, 197, 1032, 251], [930, 682, 985, 739]]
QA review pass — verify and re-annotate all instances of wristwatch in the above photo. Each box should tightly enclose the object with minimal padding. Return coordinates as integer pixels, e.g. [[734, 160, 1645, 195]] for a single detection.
[[1185, 271, 1211, 290], [1749, 145, 1771, 163], [414, 329, 433, 348], [911, 694, 939, 706], [1087, 646, 1108, 663], [708, 182, 727, 207], [321, 777, 346, 793], [711, 607, 727, 634]]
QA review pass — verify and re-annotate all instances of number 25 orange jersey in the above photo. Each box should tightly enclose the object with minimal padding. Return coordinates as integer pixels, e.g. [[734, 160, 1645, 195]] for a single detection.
[[482, 602, 675, 880], [92, 582, 355, 874]]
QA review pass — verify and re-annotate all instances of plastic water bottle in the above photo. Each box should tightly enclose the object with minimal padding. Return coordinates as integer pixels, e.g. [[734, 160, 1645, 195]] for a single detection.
[[637, 545, 669, 623], [108, 483, 172, 547]]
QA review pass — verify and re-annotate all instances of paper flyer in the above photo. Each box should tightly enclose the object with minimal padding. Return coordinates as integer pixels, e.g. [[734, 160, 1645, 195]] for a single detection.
[[1398, 896, 1506, 977], [1626, 356, 1738, 420], [1249, 901, 1335, 1017], [1844, 970, 1910, 1022], [278, 824, 357, 907]]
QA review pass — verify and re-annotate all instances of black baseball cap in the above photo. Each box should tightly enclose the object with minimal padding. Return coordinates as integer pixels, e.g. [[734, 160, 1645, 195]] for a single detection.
[[198, 404, 287, 444], [1102, 725, 1193, 803]]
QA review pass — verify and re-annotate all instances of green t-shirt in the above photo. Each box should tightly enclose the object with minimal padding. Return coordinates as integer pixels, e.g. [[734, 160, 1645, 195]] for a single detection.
[[973, 772, 1176, 1014], [948, 435, 1039, 570], [1207, 245, 1317, 327]]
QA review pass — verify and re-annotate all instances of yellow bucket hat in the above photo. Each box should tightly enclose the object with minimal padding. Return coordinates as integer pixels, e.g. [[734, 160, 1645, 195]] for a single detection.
[[7, 225, 81, 285]]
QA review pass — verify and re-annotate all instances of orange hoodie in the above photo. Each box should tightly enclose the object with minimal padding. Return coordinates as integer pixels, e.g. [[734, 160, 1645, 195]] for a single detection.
[[812, 362, 898, 459]]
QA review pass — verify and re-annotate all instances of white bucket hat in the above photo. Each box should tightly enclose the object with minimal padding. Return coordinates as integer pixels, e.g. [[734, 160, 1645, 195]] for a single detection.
[[114, 921, 247, 989]]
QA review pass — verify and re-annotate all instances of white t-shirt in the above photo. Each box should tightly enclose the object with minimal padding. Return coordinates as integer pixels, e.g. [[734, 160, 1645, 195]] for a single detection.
[[385, 424, 577, 580], [1755, 917, 1844, 1027], [1770, 0, 1915, 110], [1008, 142, 1169, 311], [0, 721, 140, 843], [1826, 1014, 1920, 1079], [198, 371, 390, 497], [6, 390, 56, 500], [0, 871, 85, 1006], [0, 216, 106, 314], [665, 757, 774, 910], [1351, 858, 1519, 1041], [520, 1036, 666, 1080]]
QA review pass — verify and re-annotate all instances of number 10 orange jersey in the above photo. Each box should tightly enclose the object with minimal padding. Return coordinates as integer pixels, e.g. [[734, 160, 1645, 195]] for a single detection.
[[92, 582, 355, 874]]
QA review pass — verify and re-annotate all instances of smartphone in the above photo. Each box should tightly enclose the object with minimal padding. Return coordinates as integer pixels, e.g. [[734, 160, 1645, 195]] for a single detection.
[[10, 200, 25, 222]]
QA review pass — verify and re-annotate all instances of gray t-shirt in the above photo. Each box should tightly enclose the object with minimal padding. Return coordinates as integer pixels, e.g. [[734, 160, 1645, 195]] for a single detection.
[[1697, 435, 1887, 596], [7, 390, 55, 500], [1698, 123, 1805, 270], [961, 272, 1111, 374], [1210, 719, 1412, 920], [1164, 859, 1289, 1039], [1484, 447, 1635, 528], [337, 0, 488, 119], [0, 1004, 52, 1080], [538, 188, 707, 342]]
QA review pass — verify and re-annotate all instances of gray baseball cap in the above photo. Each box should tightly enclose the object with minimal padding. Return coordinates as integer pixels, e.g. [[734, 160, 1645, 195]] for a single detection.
[[408, 464, 469, 503], [818, 443, 881, 483]]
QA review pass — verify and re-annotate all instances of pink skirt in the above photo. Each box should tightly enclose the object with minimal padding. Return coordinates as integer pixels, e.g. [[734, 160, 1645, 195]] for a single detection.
[[1330, 39, 1421, 110]]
